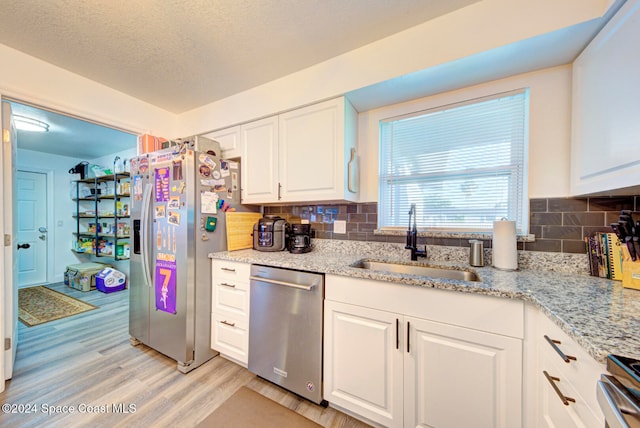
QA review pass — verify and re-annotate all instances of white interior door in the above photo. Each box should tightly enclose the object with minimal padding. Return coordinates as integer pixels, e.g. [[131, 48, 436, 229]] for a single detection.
[[16, 170, 48, 287], [2, 101, 18, 386]]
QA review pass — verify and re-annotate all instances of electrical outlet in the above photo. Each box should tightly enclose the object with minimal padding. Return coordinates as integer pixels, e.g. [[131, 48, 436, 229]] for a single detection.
[[333, 220, 346, 234]]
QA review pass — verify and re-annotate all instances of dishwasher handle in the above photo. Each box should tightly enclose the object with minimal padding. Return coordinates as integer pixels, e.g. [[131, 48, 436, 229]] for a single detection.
[[250, 275, 316, 291]]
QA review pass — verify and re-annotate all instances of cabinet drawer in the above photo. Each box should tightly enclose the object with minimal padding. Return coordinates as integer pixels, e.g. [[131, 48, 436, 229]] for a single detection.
[[538, 314, 604, 413], [211, 260, 251, 282], [211, 312, 249, 365], [212, 280, 249, 317], [540, 357, 602, 428]]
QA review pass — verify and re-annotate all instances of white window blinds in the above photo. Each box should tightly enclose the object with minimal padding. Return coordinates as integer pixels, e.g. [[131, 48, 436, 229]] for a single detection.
[[378, 89, 529, 234]]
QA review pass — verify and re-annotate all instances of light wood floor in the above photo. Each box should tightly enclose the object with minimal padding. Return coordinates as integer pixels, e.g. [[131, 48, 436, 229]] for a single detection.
[[0, 283, 370, 428]]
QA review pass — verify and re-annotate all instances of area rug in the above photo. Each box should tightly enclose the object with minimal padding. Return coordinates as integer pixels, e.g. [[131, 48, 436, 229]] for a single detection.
[[196, 386, 322, 428], [18, 286, 98, 327]]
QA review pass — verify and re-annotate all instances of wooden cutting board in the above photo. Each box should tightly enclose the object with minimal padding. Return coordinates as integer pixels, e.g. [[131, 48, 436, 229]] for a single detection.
[[225, 212, 262, 251]]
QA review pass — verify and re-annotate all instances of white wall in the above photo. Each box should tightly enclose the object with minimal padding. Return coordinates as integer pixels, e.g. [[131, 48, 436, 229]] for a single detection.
[[357, 65, 573, 201], [17, 149, 89, 283], [176, 0, 608, 137], [0, 44, 176, 139], [91, 147, 138, 171]]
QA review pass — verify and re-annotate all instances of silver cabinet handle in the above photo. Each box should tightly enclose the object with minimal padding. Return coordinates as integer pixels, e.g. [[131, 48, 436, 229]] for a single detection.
[[221, 267, 236, 272], [543, 370, 576, 406], [220, 320, 235, 327], [544, 335, 577, 363], [220, 282, 236, 288], [250, 275, 315, 291]]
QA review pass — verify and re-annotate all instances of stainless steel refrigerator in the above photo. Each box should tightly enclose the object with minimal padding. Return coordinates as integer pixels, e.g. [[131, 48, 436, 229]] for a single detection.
[[129, 136, 245, 373]]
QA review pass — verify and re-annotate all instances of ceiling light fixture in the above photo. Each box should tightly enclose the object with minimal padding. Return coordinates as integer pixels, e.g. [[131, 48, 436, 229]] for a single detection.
[[13, 115, 50, 132]]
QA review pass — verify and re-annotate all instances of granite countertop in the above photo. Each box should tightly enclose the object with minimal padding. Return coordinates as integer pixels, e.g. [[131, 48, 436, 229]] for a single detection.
[[209, 240, 640, 364]]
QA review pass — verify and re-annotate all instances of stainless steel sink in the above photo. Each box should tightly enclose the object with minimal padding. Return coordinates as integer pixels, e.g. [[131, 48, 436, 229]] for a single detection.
[[352, 260, 480, 282]]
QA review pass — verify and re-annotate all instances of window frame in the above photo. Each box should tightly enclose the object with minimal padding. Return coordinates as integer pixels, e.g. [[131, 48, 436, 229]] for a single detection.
[[377, 88, 530, 235]]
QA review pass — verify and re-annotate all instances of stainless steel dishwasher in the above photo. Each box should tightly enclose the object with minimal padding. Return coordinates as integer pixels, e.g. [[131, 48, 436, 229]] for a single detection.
[[248, 264, 325, 405]]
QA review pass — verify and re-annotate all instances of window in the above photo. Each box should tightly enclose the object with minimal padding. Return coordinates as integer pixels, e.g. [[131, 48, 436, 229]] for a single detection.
[[378, 89, 529, 234]]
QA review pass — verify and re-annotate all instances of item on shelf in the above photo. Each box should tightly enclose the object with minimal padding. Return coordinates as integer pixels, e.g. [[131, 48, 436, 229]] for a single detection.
[[88, 164, 113, 178], [72, 183, 93, 199], [68, 161, 89, 180], [75, 237, 95, 253], [117, 222, 130, 236], [118, 181, 131, 195], [99, 181, 115, 196], [116, 201, 129, 216], [97, 239, 113, 255]]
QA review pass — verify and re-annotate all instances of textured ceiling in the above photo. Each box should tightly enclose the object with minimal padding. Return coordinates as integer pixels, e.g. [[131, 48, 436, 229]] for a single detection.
[[0, 0, 480, 114]]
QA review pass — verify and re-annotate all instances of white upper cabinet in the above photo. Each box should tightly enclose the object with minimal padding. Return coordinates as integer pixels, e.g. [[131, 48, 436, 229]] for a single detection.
[[236, 97, 359, 204], [571, 1, 640, 195], [240, 116, 279, 204], [278, 97, 359, 203], [206, 125, 242, 159]]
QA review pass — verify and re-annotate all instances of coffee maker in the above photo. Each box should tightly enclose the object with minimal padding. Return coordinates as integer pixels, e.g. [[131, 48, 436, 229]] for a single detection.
[[288, 223, 312, 253]]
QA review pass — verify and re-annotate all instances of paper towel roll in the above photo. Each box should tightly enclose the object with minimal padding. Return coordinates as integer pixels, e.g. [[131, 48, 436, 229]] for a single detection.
[[492, 219, 518, 270]]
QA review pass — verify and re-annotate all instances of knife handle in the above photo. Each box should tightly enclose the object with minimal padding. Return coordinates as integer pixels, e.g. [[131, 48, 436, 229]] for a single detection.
[[634, 236, 640, 260], [626, 236, 637, 261], [610, 223, 623, 239]]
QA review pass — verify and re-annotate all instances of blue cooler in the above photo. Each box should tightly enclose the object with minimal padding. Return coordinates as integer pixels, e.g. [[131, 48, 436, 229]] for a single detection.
[[95, 268, 126, 293]]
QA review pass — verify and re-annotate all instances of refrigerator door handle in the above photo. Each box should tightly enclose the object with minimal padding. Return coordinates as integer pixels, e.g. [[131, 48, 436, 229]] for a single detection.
[[140, 183, 153, 288]]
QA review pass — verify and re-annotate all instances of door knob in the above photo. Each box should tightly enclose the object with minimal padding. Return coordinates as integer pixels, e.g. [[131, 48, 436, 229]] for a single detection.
[[38, 227, 48, 233], [17, 243, 30, 250], [39, 235, 46, 241]]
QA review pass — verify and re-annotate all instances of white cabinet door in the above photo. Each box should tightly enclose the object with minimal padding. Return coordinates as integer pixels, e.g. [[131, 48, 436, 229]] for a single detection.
[[324, 300, 404, 428], [206, 125, 242, 159], [279, 97, 350, 202], [571, 1, 640, 195], [405, 316, 523, 428], [241, 116, 279, 204]]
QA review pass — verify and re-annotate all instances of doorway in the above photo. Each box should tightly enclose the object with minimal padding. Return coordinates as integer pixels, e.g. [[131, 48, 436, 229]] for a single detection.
[[2, 97, 138, 391], [16, 169, 52, 287]]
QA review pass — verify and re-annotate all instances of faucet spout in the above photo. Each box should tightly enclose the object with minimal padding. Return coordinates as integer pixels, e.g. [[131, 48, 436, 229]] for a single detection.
[[405, 203, 427, 261]]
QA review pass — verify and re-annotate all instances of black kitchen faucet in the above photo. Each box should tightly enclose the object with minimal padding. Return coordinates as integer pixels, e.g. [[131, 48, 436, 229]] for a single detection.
[[405, 203, 427, 261]]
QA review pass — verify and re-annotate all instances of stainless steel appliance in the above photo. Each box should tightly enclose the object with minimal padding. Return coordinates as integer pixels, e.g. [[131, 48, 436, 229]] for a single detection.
[[252, 215, 288, 251], [129, 136, 247, 373], [597, 354, 640, 427], [248, 265, 325, 404], [288, 223, 312, 253]]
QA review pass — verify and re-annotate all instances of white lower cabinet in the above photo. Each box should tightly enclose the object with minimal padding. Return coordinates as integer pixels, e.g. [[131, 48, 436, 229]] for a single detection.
[[210, 260, 251, 366], [324, 301, 403, 427], [535, 311, 604, 428], [405, 316, 522, 428], [324, 276, 523, 428]]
